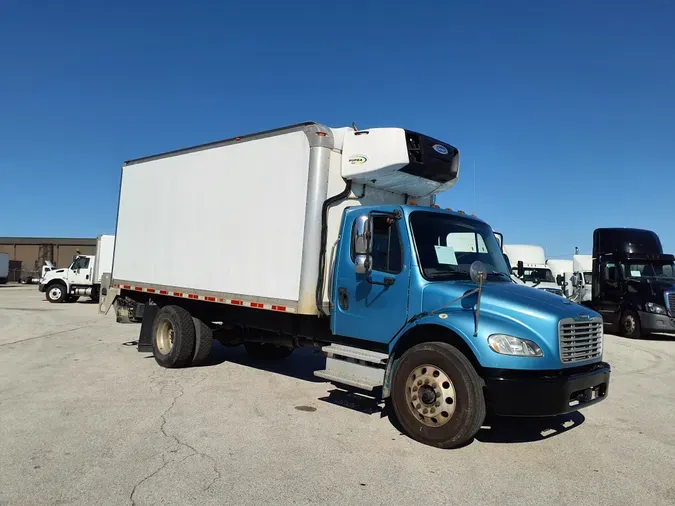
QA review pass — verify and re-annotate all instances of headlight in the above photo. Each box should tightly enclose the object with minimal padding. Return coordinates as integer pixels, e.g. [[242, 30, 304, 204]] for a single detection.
[[488, 334, 544, 357], [645, 302, 666, 315]]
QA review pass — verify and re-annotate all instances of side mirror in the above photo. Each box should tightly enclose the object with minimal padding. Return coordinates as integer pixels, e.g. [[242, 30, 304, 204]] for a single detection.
[[353, 214, 372, 255], [354, 254, 372, 275], [493, 232, 503, 251], [556, 274, 564, 286], [517, 260, 524, 278]]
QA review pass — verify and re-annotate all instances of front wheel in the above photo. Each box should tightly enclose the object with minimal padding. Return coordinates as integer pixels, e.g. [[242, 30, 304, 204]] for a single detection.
[[391, 342, 486, 449], [46, 284, 67, 303], [620, 310, 646, 338]]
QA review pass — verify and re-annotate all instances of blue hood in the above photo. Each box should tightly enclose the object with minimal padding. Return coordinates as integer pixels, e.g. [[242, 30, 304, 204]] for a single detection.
[[420, 281, 601, 369]]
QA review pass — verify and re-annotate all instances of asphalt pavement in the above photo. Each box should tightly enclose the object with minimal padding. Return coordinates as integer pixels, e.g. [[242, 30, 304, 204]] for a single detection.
[[0, 285, 674, 505]]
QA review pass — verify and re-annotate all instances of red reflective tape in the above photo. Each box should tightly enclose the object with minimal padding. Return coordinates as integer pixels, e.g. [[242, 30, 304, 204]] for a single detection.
[[219, 298, 224, 303], [204, 296, 216, 302], [146, 288, 156, 293], [123, 285, 131, 289], [134, 287, 143, 291], [250, 302, 264, 309], [188, 294, 199, 300], [159, 290, 168, 295], [272, 305, 287, 312], [231, 300, 243, 306], [173, 292, 183, 297]]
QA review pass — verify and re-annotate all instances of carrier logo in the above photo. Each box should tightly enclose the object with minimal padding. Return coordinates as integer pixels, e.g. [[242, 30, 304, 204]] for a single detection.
[[575, 313, 591, 321], [432, 144, 449, 155], [348, 155, 368, 165]]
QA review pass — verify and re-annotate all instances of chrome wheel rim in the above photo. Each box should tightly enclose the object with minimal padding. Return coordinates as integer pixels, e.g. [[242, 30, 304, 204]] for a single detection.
[[624, 315, 636, 334], [405, 364, 456, 427], [49, 286, 62, 300], [156, 320, 174, 354]]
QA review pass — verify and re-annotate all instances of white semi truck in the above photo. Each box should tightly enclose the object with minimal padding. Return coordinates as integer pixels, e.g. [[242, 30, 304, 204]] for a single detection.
[[569, 254, 593, 302], [546, 259, 573, 296], [503, 244, 564, 296], [99, 122, 610, 449], [39, 235, 115, 303]]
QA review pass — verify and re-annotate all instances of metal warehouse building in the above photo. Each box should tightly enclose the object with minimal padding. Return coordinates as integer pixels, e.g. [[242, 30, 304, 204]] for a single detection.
[[0, 237, 97, 282]]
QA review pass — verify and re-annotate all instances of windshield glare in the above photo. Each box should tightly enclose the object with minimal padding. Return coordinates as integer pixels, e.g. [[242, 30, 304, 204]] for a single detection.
[[625, 262, 675, 279], [409, 211, 510, 281]]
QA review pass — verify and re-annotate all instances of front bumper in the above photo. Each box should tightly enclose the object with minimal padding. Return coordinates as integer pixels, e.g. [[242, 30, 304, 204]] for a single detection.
[[639, 310, 675, 334], [38, 283, 46, 293], [483, 362, 610, 417]]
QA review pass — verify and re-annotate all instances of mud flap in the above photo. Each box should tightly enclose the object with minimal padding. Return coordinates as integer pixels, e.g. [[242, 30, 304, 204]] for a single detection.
[[137, 303, 158, 353]]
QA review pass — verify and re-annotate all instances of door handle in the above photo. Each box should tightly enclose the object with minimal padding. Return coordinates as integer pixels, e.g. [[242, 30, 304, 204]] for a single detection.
[[338, 287, 349, 310]]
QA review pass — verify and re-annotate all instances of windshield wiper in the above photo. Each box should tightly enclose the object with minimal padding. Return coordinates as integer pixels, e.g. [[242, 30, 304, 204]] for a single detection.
[[488, 271, 510, 280]]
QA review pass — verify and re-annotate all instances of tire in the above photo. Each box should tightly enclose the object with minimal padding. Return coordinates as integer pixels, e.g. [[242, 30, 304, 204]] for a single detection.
[[46, 283, 67, 303], [244, 342, 294, 360], [620, 310, 646, 338], [0, 277, 8, 284], [65, 296, 80, 303], [391, 342, 486, 449], [191, 317, 213, 365], [151, 305, 196, 368]]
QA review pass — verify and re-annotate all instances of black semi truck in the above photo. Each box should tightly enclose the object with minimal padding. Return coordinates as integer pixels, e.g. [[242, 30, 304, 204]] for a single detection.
[[577, 228, 675, 338]]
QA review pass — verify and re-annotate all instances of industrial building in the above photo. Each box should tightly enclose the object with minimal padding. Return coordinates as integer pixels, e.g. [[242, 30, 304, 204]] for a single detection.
[[0, 237, 97, 282]]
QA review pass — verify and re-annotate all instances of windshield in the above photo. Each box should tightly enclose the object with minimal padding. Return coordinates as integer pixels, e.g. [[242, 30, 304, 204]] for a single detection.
[[409, 211, 510, 281], [517, 268, 555, 283], [624, 261, 675, 280]]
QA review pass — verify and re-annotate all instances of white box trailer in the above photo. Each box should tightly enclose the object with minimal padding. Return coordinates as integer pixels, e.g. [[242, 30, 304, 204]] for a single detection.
[[101, 122, 611, 449], [109, 124, 455, 316]]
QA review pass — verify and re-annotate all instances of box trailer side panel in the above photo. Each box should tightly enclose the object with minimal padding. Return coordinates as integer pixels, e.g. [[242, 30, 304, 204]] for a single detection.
[[113, 131, 312, 303], [94, 235, 115, 283]]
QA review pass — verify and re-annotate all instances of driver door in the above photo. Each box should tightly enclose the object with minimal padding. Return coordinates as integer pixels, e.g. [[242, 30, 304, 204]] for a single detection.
[[68, 257, 92, 286], [596, 262, 621, 326], [331, 211, 411, 344]]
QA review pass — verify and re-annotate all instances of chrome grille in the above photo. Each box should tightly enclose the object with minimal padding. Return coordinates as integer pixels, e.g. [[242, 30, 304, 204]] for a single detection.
[[559, 317, 603, 364], [666, 292, 675, 315]]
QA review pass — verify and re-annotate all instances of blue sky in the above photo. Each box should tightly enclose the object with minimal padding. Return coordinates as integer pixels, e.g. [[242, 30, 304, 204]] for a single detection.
[[0, 0, 673, 258]]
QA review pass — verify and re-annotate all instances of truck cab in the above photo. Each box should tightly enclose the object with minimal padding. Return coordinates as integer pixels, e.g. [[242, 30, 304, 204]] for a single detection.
[[39, 234, 115, 303], [581, 228, 675, 338], [503, 244, 564, 296], [40, 255, 96, 302]]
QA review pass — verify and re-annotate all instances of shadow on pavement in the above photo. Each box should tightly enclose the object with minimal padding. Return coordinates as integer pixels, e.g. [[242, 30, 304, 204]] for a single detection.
[[134, 339, 587, 446], [200, 342, 325, 383], [475, 411, 585, 444]]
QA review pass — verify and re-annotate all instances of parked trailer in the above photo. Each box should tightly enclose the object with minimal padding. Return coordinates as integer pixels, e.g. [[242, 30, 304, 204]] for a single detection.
[[101, 122, 610, 448], [0, 253, 8, 284], [40, 235, 115, 303]]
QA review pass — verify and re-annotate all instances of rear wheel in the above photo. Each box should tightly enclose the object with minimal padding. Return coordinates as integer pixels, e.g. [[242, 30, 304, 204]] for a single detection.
[[391, 342, 486, 449], [46, 283, 67, 303], [152, 305, 196, 368], [191, 317, 213, 365], [244, 342, 294, 360]]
